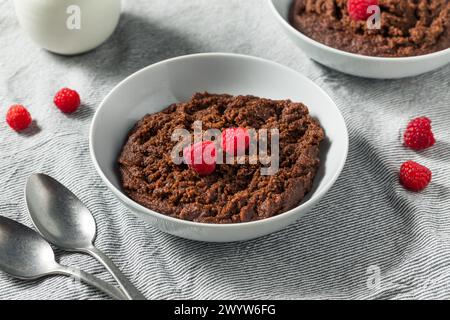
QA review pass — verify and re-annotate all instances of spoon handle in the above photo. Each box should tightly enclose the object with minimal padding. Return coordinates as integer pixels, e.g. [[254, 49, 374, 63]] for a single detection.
[[56, 265, 129, 300], [85, 246, 146, 300]]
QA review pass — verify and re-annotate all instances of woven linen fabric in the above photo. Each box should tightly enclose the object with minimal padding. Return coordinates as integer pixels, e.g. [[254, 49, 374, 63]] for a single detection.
[[1, 0, 450, 300]]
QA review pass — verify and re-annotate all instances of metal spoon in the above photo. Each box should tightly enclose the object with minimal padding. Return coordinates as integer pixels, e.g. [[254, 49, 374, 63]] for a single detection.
[[0, 215, 126, 300], [25, 173, 145, 300]]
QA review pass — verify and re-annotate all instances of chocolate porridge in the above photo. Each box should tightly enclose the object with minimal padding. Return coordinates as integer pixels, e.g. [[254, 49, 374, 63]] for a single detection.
[[118, 93, 324, 224], [289, 0, 450, 57]]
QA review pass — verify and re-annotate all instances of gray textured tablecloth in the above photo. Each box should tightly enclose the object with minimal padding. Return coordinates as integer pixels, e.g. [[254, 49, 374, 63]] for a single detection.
[[1, 0, 450, 300]]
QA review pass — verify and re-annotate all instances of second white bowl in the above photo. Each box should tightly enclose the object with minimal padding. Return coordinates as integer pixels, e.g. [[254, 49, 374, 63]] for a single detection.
[[268, 0, 450, 79]]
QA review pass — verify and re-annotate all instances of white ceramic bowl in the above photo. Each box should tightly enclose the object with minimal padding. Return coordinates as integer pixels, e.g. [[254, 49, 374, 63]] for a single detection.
[[268, 0, 450, 79], [90, 53, 348, 242]]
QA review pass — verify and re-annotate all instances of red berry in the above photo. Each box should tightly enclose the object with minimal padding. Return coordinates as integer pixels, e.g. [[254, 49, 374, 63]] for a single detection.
[[183, 141, 217, 176], [6, 104, 32, 132], [347, 0, 379, 21], [404, 117, 435, 150], [221, 128, 250, 156], [53, 88, 81, 113], [399, 161, 432, 192]]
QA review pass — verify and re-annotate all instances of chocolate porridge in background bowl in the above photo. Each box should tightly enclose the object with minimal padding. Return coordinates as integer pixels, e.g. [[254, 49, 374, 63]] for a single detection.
[[118, 93, 324, 224], [289, 0, 450, 57]]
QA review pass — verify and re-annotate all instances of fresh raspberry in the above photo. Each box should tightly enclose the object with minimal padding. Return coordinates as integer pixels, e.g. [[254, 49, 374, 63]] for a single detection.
[[6, 104, 32, 132], [183, 141, 217, 176], [403, 117, 435, 150], [399, 161, 432, 192], [221, 128, 250, 156], [347, 0, 379, 21], [53, 88, 81, 113]]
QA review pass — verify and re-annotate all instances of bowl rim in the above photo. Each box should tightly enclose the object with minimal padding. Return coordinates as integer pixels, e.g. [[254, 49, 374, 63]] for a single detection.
[[267, 0, 450, 62], [89, 52, 349, 229]]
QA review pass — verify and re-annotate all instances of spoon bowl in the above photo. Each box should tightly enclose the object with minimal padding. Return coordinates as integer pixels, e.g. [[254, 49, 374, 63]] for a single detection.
[[25, 174, 96, 250], [0, 215, 59, 279]]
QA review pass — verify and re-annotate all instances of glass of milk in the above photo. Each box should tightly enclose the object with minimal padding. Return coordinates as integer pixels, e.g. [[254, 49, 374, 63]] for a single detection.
[[14, 0, 121, 55]]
